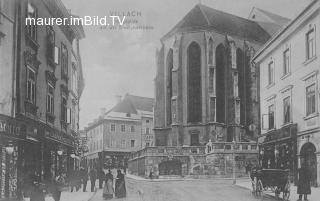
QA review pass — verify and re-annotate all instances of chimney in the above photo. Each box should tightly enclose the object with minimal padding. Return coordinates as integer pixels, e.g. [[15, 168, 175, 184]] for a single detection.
[[116, 95, 122, 103]]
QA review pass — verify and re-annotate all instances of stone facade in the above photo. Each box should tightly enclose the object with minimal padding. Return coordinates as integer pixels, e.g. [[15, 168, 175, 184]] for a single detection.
[[154, 4, 266, 147], [254, 0, 320, 186]]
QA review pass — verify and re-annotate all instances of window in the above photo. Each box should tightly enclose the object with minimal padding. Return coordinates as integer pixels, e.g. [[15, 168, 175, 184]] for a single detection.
[[283, 97, 291, 124], [46, 26, 55, 63], [27, 67, 36, 103], [209, 68, 214, 93], [71, 103, 76, 130], [46, 83, 54, 114], [121, 124, 125, 132], [61, 96, 67, 122], [71, 65, 78, 93], [54, 46, 60, 64], [146, 128, 150, 135], [146, 142, 150, 147], [306, 28, 315, 60], [233, 72, 238, 97], [209, 97, 216, 122], [26, 1, 37, 40], [146, 120, 149, 123], [283, 49, 290, 75], [121, 140, 126, 148], [208, 38, 214, 65], [187, 42, 202, 123], [130, 125, 135, 132], [130, 140, 135, 148], [268, 104, 275, 129], [110, 124, 115, 132], [268, 61, 274, 85], [61, 43, 68, 77], [306, 84, 316, 116]]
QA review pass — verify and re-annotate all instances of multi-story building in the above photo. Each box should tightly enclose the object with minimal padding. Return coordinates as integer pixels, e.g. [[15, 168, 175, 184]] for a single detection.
[[129, 3, 288, 178], [253, 0, 320, 186], [0, 0, 84, 199], [84, 94, 154, 170]]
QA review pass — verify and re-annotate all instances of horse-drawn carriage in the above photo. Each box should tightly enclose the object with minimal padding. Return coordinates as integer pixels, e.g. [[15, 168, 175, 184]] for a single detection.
[[250, 168, 290, 200]]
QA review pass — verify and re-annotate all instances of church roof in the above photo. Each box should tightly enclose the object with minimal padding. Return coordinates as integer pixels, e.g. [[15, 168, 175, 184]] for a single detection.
[[162, 4, 271, 44], [110, 94, 154, 114], [254, 8, 290, 26]]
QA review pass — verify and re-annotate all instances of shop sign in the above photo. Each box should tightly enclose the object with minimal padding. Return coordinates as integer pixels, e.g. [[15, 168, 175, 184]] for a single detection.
[[264, 124, 297, 143], [45, 130, 73, 146], [0, 120, 21, 138]]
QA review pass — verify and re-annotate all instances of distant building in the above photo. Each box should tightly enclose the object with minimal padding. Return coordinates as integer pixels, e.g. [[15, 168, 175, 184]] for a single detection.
[[253, 0, 320, 186], [129, 4, 287, 178], [84, 94, 154, 170], [0, 0, 85, 199]]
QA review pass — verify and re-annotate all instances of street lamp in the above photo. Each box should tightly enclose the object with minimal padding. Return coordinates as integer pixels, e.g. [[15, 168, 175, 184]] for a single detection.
[[57, 150, 63, 156], [232, 140, 236, 184], [5, 142, 14, 155]]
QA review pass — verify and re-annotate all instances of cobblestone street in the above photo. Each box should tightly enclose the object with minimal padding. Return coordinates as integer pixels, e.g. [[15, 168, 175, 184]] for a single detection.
[[90, 177, 277, 201]]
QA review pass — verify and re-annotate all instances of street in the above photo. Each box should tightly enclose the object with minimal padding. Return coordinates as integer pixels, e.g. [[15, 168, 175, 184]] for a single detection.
[[90, 177, 277, 201]]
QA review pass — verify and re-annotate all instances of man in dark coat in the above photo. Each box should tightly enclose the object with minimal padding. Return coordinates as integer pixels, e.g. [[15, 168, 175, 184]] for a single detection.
[[98, 169, 105, 189], [80, 167, 88, 192], [89, 168, 97, 192], [297, 166, 311, 201]]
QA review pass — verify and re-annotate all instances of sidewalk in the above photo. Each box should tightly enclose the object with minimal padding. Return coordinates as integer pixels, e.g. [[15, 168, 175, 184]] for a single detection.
[[236, 178, 320, 201], [24, 181, 96, 201]]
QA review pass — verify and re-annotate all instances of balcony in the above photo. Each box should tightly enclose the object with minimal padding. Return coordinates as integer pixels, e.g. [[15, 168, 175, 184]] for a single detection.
[[130, 146, 206, 159], [205, 141, 258, 154]]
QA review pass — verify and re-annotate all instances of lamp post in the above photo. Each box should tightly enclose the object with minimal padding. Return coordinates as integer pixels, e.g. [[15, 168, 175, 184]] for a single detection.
[[232, 140, 236, 184]]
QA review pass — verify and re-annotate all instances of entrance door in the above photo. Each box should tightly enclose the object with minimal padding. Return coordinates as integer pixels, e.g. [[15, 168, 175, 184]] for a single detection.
[[159, 160, 182, 175], [300, 142, 317, 186]]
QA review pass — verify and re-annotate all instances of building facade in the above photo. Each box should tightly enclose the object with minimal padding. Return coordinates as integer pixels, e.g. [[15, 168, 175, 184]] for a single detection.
[[129, 4, 288, 178], [0, 0, 85, 199], [84, 94, 154, 170], [254, 0, 320, 186]]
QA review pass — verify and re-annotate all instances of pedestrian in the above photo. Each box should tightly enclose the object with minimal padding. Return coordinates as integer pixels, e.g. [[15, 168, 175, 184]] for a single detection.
[[69, 170, 79, 192], [297, 166, 311, 201], [103, 169, 114, 199], [53, 170, 67, 201], [98, 168, 105, 189], [80, 167, 88, 192], [115, 169, 126, 198], [76, 169, 81, 191], [149, 171, 153, 180], [89, 167, 97, 192], [30, 172, 45, 201]]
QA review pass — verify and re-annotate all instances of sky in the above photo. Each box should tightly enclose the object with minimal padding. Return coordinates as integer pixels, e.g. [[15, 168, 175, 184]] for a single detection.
[[61, 0, 311, 129]]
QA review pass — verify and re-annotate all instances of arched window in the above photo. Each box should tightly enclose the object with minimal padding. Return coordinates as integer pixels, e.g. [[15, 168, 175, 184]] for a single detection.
[[187, 42, 202, 123], [166, 49, 173, 126], [208, 38, 214, 65], [215, 44, 225, 123], [237, 48, 245, 125]]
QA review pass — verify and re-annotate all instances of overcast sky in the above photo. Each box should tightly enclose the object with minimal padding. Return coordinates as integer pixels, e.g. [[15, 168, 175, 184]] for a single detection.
[[61, 0, 311, 129]]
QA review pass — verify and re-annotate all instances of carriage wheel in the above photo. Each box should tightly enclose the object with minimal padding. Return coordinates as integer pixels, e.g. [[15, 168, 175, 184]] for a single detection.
[[282, 181, 290, 201]]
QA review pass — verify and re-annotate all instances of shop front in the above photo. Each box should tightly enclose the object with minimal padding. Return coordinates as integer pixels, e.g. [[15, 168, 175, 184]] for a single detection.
[[0, 114, 25, 200], [43, 126, 74, 180], [259, 124, 298, 183]]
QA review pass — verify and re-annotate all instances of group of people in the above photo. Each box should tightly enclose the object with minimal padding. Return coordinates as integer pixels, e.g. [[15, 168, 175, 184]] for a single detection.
[[103, 169, 127, 199], [68, 167, 127, 200]]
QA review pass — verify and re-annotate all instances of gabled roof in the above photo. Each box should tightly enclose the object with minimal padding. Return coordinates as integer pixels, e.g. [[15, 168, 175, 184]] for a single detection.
[[162, 4, 271, 44], [109, 94, 154, 114], [254, 8, 290, 26]]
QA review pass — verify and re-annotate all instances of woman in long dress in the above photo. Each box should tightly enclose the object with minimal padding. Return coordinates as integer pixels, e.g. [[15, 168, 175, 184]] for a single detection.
[[115, 169, 126, 198], [103, 170, 114, 199]]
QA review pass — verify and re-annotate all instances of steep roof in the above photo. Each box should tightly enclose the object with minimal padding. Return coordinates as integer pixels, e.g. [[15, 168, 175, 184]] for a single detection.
[[162, 4, 271, 44], [110, 94, 154, 114], [254, 8, 290, 26]]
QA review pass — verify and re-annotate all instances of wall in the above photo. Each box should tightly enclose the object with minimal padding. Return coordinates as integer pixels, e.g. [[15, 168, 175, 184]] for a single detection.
[[0, 0, 15, 116]]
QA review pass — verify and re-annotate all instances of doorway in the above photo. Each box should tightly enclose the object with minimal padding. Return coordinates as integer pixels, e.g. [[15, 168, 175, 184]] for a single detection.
[[300, 142, 317, 186]]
